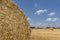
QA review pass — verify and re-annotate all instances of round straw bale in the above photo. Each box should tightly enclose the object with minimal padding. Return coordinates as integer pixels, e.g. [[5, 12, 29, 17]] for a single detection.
[[0, 0, 31, 40]]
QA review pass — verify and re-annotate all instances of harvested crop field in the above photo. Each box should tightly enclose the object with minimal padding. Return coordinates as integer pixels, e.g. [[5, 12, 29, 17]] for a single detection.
[[31, 29, 60, 40]]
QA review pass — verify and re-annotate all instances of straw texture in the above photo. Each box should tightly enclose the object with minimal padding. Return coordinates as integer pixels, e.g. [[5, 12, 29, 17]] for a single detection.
[[0, 0, 31, 40]]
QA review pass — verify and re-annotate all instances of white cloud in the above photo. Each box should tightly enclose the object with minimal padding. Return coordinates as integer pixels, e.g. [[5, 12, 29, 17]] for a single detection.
[[33, 22, 48, 27], [46, 18, 52, 21], [33, 22, 42, 27], [34, 9, 48, 15], [48, 12, 55, 16], [27, 17, 31, 21], [46, 18, 59, 22], [52, 18, 59, 22], [38, 23, 42, 25]]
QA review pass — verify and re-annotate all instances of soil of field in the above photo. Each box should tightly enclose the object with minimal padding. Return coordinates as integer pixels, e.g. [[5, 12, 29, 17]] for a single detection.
[[31, 29, 60, 40]]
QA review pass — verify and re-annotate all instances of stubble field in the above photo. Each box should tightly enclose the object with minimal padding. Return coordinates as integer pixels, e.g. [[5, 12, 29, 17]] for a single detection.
[[31, 29, 60, 40]]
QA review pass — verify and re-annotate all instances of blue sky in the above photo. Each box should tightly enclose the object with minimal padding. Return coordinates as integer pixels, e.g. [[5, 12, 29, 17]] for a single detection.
[[13, 0, 60, 27]]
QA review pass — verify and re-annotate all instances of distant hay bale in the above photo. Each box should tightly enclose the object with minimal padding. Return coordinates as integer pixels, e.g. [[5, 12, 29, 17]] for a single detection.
[[49, 28, 54, 31], [0, 0, 31, 40]]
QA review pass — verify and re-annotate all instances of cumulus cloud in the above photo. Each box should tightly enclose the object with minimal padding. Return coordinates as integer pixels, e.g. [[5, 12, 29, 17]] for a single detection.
[[34, 9, 48, 15], [46, 18, 52, 21], [27, 17, 31, 21], [48, 12, 55, 16], [52, 18, 59, 22], [46, 18, 59, 22]]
